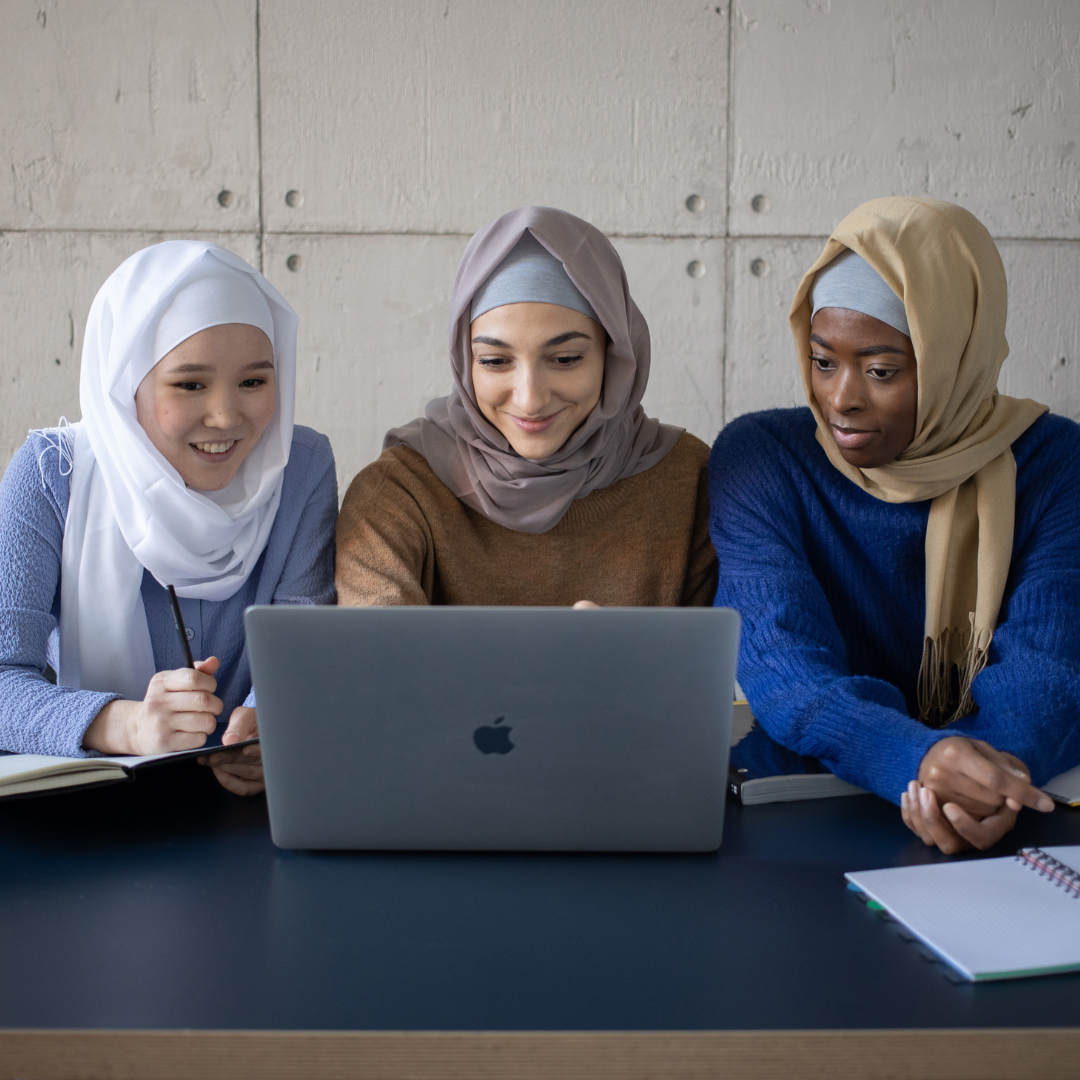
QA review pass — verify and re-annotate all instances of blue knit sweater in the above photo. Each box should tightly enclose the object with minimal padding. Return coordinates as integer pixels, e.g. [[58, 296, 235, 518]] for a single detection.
[[0, 426, 338, 757], [709, 408, 1080, 804]]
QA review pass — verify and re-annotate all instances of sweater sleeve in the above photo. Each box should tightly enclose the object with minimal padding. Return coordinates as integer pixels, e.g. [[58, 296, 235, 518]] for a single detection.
[[0, 433, 121, 756], [937, 422, 1080, 785], [241, 434, 339, 710], [336, 455, 432, 606], [709, 418, 944, 803], [269, 435, 338, 608]]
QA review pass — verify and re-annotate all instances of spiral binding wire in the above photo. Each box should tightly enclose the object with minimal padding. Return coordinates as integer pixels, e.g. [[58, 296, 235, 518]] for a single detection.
[[1015, 847, 1080, 898]]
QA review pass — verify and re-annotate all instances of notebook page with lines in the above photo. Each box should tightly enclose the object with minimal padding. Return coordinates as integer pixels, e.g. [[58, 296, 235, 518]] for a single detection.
[[846, 846, 1080, 982]]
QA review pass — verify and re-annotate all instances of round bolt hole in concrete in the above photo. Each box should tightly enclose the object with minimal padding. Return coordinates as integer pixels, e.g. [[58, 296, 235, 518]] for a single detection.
[[286, 254, 305, 273], [217, 190, 236, 209], [685, 194, 704, 212], [285, 190, 304, 208], [750, 258, 769, 278], [686, 260, 706, 279], [751, 194, 769, 213]]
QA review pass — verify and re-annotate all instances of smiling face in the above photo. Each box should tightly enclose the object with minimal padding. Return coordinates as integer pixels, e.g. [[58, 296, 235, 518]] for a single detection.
[[470, 302, 606, 460], [134, 322, 276, 491], [809, 307, 919, 469]]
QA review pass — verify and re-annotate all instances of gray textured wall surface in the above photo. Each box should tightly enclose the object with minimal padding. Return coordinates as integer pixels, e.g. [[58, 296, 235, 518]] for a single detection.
[[2, 0, 1079, 488]]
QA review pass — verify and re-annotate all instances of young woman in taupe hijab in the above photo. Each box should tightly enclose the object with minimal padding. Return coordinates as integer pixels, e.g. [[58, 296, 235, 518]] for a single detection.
[[710, 196, 1080, 854], [336, 205, 716, 609]]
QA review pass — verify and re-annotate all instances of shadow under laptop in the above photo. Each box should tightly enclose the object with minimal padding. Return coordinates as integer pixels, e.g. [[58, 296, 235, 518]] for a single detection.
[[267, 843, 745, 1031]]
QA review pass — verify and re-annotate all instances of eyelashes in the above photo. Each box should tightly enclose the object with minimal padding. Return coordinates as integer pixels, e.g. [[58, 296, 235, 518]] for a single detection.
[[476, 355, 585, 368], [810, 357, 900, 380]]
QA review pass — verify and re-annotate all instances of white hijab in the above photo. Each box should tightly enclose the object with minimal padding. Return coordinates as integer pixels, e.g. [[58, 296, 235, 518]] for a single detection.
[[57, 242, 297, 701]]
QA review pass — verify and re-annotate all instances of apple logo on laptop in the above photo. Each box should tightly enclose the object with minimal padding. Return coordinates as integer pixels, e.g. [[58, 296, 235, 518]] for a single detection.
[[473, 716, 514, 755]]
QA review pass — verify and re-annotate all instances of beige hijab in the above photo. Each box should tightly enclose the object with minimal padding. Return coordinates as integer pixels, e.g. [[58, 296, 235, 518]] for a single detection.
[[789, 197, 1047, 727]]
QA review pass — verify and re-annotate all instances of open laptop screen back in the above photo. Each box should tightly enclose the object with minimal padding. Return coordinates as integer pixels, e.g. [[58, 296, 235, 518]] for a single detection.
[[246, 606, 739, 852]]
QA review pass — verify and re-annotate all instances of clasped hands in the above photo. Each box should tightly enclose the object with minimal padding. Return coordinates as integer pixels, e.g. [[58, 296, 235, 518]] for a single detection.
[[903, 736, 1054, 854], [82, 656, 264, 796]]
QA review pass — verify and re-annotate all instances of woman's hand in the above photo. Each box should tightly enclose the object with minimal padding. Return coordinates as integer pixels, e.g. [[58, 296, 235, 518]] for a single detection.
[[901, 780, 1021, 854], [918, 736, 1053, 818], [902, 737, 1055, 853], [82, 658, 223, 755], [200, 706, 264, 796]]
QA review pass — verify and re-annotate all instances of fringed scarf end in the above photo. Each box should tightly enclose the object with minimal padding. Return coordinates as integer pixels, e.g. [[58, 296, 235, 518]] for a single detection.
[[917, 614, 992, 729]]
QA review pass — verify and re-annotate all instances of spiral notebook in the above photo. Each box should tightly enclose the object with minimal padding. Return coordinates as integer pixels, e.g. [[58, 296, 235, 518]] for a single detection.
[[846, 846, 1080, 981]]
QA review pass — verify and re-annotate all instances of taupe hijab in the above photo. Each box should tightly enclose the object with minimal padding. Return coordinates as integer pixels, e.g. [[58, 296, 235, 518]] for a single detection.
[[386, 206, 682, 534], [789, 197, 1047, 727]]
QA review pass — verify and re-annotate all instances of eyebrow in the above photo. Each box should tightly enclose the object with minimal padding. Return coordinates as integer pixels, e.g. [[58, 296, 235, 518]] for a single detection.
[[809, 333, 907, 358], [543, 331, 591, 347], [166, 359, 275, 374], [853, 345, 908, 357], [471, 331, 592, 349]]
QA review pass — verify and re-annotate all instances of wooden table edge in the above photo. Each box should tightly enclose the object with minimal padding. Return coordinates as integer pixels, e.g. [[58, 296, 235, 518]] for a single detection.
[[0, 1027, 1078, 1080]]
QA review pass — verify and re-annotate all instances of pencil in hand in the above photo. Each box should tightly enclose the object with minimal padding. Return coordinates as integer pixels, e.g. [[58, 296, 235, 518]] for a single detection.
[[166, 584, 196, 669]]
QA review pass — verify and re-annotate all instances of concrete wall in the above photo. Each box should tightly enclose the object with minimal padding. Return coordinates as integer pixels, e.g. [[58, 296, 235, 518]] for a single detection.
[[3, 0, 1078, 489]]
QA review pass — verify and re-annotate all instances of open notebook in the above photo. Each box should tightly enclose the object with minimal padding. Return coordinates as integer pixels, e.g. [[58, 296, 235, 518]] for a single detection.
[[846, 846, 1080, 981], [0, 737, 256, 799]]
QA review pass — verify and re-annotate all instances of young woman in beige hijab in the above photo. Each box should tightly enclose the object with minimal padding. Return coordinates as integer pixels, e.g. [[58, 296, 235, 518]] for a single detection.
[[336, 205, 716, 610], [710, 196, 1080, 853]]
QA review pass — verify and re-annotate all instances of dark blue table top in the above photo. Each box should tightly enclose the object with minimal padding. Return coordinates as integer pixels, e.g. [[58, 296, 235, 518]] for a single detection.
[[1, 758, 1078, 1032]]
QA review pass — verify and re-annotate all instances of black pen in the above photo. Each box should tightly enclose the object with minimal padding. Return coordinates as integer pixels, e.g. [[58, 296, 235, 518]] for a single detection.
[[166, 584, 196, 669]]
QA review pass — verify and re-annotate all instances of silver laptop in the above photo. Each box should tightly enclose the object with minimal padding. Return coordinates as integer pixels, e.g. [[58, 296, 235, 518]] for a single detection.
[[245, 606, 739, 852]]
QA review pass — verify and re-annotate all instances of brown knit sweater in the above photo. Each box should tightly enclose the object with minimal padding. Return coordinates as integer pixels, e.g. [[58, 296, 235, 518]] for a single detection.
[[336, 432, 717, 607]]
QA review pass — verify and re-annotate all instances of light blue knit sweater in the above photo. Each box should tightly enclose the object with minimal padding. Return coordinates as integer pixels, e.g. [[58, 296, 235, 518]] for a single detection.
[[0, 426, 337, 757]]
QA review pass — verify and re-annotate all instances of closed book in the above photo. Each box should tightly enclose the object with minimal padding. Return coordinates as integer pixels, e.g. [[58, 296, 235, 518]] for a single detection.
[[730, 765, 867, 805]]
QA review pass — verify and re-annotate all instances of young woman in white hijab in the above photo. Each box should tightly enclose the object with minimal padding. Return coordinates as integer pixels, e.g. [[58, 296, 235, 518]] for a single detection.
[[0, 241, 337, 795]]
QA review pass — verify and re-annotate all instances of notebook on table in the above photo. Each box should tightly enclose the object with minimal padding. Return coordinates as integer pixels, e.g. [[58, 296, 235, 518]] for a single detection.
[[0, 734, 256, 800], [846, 846, 1080, 982]]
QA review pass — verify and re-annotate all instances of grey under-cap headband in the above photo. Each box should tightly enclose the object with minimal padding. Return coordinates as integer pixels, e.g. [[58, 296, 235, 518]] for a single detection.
[[810, 248, 910, 338], [470, 231, 599, 324], [153, 253, 276, 364]]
